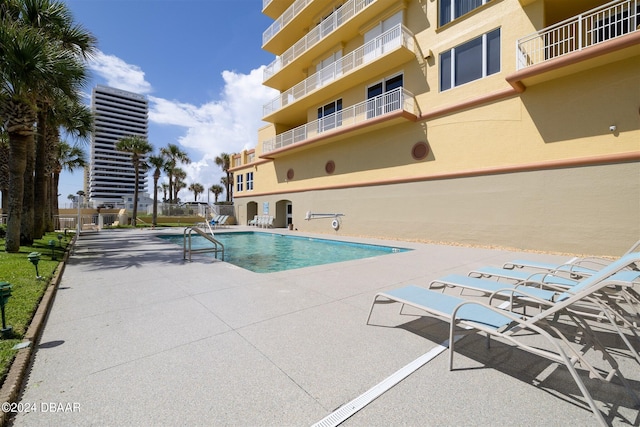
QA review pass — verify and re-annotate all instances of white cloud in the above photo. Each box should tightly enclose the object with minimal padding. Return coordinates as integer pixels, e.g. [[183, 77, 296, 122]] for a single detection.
[[147, 67, 278, 201], [89, 50, 153, 94], [77, 51, 279, 203]]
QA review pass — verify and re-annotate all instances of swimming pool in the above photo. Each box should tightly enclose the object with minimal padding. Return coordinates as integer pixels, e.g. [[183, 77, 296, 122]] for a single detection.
[[160, 232, 410, 273]]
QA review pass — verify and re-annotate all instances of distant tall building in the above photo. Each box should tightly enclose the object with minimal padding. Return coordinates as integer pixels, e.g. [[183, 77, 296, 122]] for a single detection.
[[90, 85, 149, 206]]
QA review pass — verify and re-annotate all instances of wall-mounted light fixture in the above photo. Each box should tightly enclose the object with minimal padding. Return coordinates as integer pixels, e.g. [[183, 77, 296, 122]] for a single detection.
[[609, 125, 617, 132]]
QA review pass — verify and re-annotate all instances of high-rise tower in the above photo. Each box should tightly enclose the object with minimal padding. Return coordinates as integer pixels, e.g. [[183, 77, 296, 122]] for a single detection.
[[90, 85, 149, 206]]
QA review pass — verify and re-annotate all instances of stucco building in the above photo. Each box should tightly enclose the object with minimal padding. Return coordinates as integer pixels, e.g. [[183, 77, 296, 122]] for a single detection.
[[230, 0, 640, 255]]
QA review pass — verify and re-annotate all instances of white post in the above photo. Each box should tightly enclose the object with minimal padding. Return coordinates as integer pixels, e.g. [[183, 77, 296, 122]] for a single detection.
[[76, 190, 84, 235]]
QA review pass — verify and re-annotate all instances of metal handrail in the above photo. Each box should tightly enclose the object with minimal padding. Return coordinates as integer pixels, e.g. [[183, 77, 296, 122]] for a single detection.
[[263, 0, 375, 81], [263, 24, 414, 117], [516, 0, 638, 69], [262, 87, 415, 154], [183, 227, 225, 261]]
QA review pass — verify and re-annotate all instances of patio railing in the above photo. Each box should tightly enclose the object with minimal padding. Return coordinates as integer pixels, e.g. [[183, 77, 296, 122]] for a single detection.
[[517, 0, 639, 69], [263, 24, 414, 117], [262, 87, 414, 154], [263, 0, 375, 81]]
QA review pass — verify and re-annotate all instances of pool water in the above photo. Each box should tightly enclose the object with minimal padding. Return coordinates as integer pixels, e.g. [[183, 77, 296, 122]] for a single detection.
[[160, 232, 409, 273]]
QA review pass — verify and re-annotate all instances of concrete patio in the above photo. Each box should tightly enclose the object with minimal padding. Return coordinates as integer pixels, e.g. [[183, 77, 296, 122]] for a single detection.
[[10, 228, 640, 426]]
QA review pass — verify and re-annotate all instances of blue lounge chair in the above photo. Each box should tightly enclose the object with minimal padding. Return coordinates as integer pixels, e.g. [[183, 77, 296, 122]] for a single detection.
[[367, 252, 640, 425], [503, 239, 640, 274], [430, 267, 640, 364], [467, 266, 578, 289]]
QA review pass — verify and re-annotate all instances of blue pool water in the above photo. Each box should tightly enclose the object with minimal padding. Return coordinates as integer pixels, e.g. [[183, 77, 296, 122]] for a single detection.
[[160, 232, 410, 273]]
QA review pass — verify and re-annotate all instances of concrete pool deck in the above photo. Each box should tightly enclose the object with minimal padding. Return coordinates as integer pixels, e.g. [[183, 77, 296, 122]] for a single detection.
[[11, 227, 640, 426]]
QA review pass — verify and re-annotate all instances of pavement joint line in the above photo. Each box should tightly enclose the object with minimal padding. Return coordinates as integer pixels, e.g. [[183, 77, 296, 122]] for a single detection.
[[312, 300, 513, 426], [311, 338, 461, 427]]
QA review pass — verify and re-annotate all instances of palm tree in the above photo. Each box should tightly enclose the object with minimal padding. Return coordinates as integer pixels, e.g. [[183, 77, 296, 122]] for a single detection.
[[215, 152, 233, 202], [188, 183, 204, 201], [115, 135, 152, 227], [38, 97, 93, 235], [220, 176, 233, 202], [160, 143, 190, 203], [0, 132, 8, 212], [54, 141, 86, 225], [172, 168, 187, 203], [147, 154, 165, 227], [209, 184, 223, 203], [161, 182, 169, 203], [0, 0, 95, 251], [175, 181, 187, 203]]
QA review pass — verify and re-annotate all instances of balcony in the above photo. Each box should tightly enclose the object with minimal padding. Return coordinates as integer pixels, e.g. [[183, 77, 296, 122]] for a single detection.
[[263, 0, 399, 89], [262, 0, 328, 53], [262, 0, 293, 19], [261, 87, 417, 158], [263, 24, 415, 121], [517, 0, 639, 69]]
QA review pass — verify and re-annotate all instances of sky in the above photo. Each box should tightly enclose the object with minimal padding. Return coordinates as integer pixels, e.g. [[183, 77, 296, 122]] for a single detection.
[[58, 0, 279, 206]]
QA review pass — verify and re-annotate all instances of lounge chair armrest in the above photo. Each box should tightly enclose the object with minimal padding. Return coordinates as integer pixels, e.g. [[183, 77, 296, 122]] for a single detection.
[[487, 286, 557, 308], [450, 299, 529, 332]]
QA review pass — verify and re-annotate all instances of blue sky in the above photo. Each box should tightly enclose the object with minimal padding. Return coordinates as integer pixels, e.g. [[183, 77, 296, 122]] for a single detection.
[[59, 0, 279, 205]]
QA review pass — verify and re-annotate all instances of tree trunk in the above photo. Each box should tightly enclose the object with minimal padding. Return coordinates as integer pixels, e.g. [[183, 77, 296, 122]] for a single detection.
[[43, 171, 52, 232], [53, 170, 61, 229], [132, 164, 139, 227], [6, 132, 29, 252], [152, 172, 159, 227], [0, 141, 9, 213], [33, 112, 47, 238], [20, 131, 35, 245]]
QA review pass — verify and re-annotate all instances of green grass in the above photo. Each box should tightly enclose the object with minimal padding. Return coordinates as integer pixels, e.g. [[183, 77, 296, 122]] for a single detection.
[[0, 231, 71, 384]]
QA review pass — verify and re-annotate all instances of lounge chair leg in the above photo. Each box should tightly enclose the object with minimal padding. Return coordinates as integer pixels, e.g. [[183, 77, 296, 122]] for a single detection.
[[448, 321, 456, 370], [366, 296, 379, 325]]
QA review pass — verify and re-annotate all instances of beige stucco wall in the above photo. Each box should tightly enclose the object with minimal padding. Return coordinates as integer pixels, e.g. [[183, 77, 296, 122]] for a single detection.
[[233, 0, 640, 256], [236, 161, 639, 256], [242, 55, 639, 196]]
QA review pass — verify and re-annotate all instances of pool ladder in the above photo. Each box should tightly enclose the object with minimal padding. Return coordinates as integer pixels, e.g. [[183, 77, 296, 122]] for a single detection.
[[183, 226, 225, 261]]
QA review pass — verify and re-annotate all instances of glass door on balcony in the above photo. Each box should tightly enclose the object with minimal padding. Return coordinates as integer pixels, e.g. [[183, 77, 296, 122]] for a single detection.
[[367, 74, 403, 118], [364, 11, 403, 63], [318, 99, 343, 133], [319, 4, 343, 37], [317, 51, 343, 88]]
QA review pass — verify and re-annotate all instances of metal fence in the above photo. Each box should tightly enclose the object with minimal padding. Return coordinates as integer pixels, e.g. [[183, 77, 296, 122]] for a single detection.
[[517, 0, 639, 69]]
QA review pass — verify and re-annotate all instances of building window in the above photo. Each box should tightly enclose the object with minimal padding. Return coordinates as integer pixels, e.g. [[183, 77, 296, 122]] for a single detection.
[[439, 0, 491, 27], [440, 28, 500, 91], [236, 174, 243, 192], [246, 172, 254, 191], [317, 99, 342, 132], [367, 73, 403, 118]]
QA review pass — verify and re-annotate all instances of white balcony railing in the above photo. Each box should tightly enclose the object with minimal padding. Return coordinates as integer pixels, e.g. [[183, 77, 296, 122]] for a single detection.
[[263, 24, 414, 117], [262, 87, 414, 154], [264, 0, 375, 81], [517, 0, 639, 69], [263, 0, 314, 46], [263, 0, 273, 11]]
